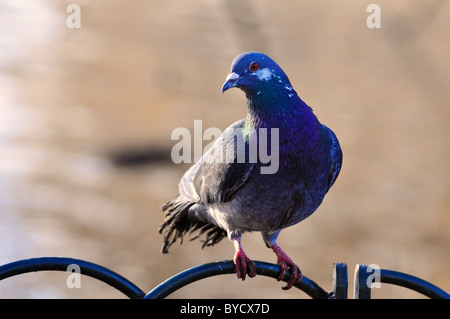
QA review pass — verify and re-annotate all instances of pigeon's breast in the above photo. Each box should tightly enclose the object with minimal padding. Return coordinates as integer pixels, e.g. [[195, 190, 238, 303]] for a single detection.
[[206, 163, 327, 234]]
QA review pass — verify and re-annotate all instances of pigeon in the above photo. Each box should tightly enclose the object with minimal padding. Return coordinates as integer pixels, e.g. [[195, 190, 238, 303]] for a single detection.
[[159, 52, 342, 290]]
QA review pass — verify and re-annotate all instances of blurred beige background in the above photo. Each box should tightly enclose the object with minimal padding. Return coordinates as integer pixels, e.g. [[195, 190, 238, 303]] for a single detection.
[[0, 0, 448, 298]]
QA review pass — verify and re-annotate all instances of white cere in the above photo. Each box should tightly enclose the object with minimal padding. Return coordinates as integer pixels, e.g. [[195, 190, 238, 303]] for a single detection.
[[226, 72, 240, 81]]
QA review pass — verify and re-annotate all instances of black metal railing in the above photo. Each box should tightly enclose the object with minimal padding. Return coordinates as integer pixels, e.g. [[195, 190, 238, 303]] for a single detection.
[[0, 257, 448, 299]]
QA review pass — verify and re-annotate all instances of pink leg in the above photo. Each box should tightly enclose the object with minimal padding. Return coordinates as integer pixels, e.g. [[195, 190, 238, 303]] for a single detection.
[[232, 237, 256, 280], [271, 243, 303, 290]]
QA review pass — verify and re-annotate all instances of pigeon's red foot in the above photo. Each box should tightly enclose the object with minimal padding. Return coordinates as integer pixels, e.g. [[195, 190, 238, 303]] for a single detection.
[[233, 250, 256, 280], [232, 238, 256, 280], [272, 244, 303, 290]]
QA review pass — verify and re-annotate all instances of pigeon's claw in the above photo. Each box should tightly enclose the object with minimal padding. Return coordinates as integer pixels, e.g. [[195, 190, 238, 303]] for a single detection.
[[232, 237, 256, 280], [233, 250, 256, 280], [272, 243, 303, 290], [277, 258, 302, 290]]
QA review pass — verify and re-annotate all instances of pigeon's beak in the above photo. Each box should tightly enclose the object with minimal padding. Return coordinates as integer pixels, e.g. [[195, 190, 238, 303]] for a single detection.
[[222, 72, 240, 93]]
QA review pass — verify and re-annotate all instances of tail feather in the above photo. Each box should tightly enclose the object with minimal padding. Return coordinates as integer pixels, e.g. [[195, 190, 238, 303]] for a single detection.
[[159, 197, 227, 253]]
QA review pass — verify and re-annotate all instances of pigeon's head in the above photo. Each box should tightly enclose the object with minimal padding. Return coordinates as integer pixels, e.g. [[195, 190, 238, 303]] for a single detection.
[[222, 52, 293, 98]]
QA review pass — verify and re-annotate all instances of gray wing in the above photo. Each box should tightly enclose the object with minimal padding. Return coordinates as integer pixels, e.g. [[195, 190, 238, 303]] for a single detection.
[[179, 119, 254, 204], [322, 124, 343, 192]]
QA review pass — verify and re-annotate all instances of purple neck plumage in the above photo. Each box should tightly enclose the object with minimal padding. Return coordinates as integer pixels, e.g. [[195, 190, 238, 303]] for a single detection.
[[244, 92, 322, 163]]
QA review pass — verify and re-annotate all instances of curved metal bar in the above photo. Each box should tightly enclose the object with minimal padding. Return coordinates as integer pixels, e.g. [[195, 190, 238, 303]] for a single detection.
[[145, 260, 330, 299], [3, 257, 447, 299], [380, 269, 450, 299], [0, 257, 145, 299]]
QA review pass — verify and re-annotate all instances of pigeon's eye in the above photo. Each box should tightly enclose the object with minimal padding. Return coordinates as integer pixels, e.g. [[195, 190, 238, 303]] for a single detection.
[[249, 62, 259, 72]]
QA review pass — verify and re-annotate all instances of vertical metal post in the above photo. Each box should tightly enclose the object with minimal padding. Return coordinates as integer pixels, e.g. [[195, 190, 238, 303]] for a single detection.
[[353, 264, 372, 299], [332, 263, 348, 299]]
